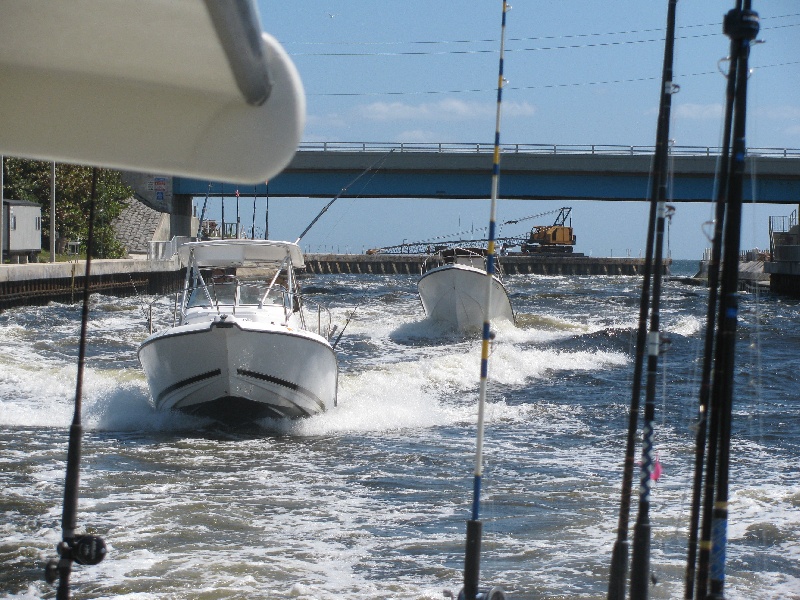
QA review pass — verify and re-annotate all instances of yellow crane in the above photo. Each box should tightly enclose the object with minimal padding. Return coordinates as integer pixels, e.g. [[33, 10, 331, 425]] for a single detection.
[[522, 207, 576, 253]]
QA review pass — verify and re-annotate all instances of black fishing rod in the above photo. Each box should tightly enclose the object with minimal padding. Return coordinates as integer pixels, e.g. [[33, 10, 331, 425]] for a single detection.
[[45, 168, 107, 598], [294, 149, 395, 244], [608, 2, 677, 599], [683, 7, 740, 597], [629, 2, 679, 597], [331, 300, 364, 349], [696, 5, 759, 599]]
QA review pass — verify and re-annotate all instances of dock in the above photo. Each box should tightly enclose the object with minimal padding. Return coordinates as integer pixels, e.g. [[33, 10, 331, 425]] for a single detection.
[[302, 253, 660, 276]]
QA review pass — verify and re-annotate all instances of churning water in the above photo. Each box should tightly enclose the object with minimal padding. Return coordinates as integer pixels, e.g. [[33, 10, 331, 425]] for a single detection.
[[1, 260, 799, 599]]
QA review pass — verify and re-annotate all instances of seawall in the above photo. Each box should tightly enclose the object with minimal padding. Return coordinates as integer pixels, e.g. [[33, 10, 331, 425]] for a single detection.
[[0, 259, 184, 310], [302, 253, 662, 276]]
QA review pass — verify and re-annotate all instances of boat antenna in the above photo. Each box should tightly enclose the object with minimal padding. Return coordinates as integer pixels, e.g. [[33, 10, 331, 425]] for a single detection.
[[197, 182, 213, 239], [294, 149, 394, 244], [44, 168, 107, 597], [693, 4, 758, 598], [458, 4, 509, 600], [607, 1, 678, 598]]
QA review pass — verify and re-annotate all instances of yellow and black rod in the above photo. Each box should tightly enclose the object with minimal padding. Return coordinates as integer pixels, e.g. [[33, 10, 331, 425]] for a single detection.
[[460, 3, 508, 600]]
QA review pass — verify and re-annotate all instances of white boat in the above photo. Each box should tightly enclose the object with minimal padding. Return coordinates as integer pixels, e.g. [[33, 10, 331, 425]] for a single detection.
[[417, 247, 514, 331], [138, 239, 338, 423]]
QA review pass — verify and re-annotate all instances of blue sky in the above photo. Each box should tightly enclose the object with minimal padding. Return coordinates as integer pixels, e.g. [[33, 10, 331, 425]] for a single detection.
[[198, 1, 800, 260]]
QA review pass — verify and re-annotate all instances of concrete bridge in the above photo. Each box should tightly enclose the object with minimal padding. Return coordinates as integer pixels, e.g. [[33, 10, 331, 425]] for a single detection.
[[123, 142, 800, 238], [177, 142, 800, 202]]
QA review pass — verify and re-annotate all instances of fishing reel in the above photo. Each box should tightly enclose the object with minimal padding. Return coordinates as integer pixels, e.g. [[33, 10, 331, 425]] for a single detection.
[[443, 586, 507, 600], [44, 535, 107, 584]]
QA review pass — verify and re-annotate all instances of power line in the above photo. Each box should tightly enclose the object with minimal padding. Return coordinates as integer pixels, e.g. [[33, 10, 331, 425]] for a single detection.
[[308, 61, 800, 97], [291, 23, 800, 58], [283, 14, 800, 52]]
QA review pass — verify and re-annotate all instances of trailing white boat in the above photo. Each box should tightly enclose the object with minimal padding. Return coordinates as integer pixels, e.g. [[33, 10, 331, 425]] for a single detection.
[[417, 247, 514, 331], [138, 239, 338, 423]]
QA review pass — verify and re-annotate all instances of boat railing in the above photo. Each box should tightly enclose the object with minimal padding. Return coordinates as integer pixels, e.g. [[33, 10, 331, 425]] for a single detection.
[[140, 280, 292, 331], [421, 247, 506, 280], [296, 294, 334, 340]]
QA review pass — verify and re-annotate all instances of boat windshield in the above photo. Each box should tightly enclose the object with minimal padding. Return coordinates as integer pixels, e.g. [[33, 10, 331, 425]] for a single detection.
[[186, 279, 286, 308]]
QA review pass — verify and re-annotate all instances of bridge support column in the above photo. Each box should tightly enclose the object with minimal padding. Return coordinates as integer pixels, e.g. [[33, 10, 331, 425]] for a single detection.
[[171, 194, 195, 238]]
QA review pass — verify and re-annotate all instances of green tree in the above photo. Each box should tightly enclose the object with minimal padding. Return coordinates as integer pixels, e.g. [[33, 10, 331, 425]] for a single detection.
[[2, 158, 132, 258]]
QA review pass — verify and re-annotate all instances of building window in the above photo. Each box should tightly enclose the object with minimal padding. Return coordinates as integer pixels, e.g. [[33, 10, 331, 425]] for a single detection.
[[10, 216, 16, 231], [36, 216, 41, 231]]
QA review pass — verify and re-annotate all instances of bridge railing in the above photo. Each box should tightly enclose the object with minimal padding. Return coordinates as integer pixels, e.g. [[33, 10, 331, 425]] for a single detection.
[[298, 142, 800, 158]]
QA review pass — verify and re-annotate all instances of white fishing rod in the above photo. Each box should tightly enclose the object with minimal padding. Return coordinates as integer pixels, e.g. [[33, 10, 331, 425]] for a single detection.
[[459, 3, 509, 600]]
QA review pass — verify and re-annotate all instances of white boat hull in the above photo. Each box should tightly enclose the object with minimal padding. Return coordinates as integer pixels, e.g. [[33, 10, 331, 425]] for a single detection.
[[417, 263, 514, 331], [138, 316, 338, 423]]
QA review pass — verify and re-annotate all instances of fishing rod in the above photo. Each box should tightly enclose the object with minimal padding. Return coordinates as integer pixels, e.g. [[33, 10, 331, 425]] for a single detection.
[[695, 5, 759, 599], [294, 149, 395, 244], [459, 4, 509, 600], [628, 0, 679, 595], [608, 2, 677, 598], [331, 300, 364, 349], [45, 168, 107, 598], [683, 6, 740, 597]]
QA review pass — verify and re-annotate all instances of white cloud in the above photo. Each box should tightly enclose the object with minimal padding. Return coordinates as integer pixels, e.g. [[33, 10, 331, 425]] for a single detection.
[[396, 130, 438, 143], [754, 104, 800, 120], [674, 103, 724, 120], [354, 98, 535, 122]]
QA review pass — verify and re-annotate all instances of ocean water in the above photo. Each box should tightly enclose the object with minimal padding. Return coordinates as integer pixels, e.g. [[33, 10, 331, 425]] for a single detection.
[[1, 259, 798, 599]]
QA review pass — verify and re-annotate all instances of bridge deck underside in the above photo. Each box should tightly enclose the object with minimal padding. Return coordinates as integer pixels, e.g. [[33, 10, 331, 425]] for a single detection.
[[173, 151, 800, 204]]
